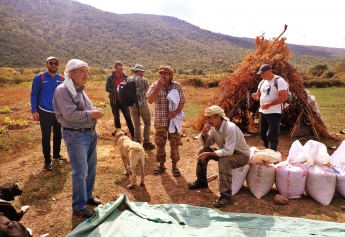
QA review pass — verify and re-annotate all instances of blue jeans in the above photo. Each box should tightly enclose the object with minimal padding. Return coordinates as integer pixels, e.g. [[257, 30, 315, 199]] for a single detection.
[[259, 113, 282, 151], [62, 129, 98, 210]]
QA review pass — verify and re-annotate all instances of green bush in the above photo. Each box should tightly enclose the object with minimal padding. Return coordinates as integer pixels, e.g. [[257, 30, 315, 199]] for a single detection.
[[309, 64, 328, 77], [304, 79, 344, 88], [322, 70, 334, 78]]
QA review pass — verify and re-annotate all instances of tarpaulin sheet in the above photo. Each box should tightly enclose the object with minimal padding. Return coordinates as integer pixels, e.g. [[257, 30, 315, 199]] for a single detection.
[[66, 194, 345, 237]]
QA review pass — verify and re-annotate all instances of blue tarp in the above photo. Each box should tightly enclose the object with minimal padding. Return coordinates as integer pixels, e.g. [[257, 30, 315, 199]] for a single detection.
[[66, 194, 345, 237]]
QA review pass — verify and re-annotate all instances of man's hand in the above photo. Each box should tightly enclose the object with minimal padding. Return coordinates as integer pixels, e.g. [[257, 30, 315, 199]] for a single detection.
[[251, 92, 260, 101], [198, 152, 209, 160], [157, 77, 166, 88], [91, 108, 104, 119], [202, 123, 211, 135], [32, 112, 39, 121]]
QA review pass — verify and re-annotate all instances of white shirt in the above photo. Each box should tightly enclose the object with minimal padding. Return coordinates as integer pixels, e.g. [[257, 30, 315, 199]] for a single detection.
[[259, 76, 288, 114]]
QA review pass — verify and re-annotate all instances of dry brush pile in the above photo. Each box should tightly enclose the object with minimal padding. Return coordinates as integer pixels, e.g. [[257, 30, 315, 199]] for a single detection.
[[195, 35, 332, 140]]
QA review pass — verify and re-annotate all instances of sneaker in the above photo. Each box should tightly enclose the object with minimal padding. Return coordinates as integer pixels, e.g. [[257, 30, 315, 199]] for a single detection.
[[44, 161, 52, 171], [143, 142, 155, 150], [53, 155, 67, 162], [72, 207, 95, 218], [213, 196, 232, 208], [188, 180, 208, 189]]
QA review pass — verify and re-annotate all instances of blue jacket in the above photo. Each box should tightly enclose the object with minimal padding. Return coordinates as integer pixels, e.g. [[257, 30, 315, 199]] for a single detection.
[[30, 71, 64, 113]]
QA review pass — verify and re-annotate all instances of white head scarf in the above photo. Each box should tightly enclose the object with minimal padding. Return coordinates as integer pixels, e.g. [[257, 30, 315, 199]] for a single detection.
[[64, 59, 88, 97], [204, 105, 229, 121]]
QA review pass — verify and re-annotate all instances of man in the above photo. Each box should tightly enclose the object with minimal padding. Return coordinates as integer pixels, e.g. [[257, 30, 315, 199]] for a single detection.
[[53, 59, 103, 218], [30, 56, 65, 171], [251, 64, 288, 151], [147, 65, 186, 177], [128, 64, 155, 149], [106, 61, 134, 138], [188, 105, 250, 208]]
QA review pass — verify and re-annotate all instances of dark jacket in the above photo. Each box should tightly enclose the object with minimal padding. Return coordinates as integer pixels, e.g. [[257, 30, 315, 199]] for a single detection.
[[105, 71, 128, 104]]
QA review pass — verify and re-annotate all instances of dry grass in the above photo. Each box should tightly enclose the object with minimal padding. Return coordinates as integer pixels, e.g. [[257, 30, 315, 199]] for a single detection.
[[0, 83, 344, 237]]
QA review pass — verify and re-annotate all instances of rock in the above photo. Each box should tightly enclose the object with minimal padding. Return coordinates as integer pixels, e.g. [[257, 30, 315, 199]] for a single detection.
[[274, 194, 289, 205]]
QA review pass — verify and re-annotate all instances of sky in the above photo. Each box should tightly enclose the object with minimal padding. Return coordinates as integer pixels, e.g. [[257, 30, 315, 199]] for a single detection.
[[75, 0, 345, 49]]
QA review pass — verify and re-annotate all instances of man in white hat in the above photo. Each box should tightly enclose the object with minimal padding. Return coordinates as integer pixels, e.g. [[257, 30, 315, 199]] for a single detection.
[[53, 59, 104, 218], [30, 56, 65, 171], [188, 105, 250, 208]]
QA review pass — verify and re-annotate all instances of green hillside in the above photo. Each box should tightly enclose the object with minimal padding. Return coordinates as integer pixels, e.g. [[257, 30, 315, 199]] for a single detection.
[[0, 0, 344, 73]]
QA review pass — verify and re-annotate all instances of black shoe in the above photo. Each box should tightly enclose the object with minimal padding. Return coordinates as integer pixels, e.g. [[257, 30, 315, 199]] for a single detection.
[[53, 155, 67, 162], [143, 142, 155, 149], [87, 196, 102, 206], [44, 161, 52, 171], [213, 196, 232, 208], [188, 180, 208, 189], [73, 207, 95, 218]]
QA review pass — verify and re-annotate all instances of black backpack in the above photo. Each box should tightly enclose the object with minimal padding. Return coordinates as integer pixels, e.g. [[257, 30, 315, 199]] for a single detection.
[[118, 80, 138, 107]]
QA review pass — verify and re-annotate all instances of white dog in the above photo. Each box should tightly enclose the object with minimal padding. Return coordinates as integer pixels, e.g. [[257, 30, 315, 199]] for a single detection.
[[116, 131, 145, 189]]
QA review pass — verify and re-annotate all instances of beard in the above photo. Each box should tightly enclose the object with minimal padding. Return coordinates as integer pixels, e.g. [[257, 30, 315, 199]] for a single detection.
[[48, 68, 58, 74]]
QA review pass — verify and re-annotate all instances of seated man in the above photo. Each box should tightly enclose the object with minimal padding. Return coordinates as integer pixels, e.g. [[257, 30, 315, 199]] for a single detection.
[[188, 105, 250, 208]]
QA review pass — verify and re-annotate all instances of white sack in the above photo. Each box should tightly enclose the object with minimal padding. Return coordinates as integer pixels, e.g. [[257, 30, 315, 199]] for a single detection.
[[249, 147, 282, 164], [330, 140, 345, 198], [275, 140, 308, 199], [232, 164, 250, 195], [304, 140, 336, 205], [247, 163, 275, 199]]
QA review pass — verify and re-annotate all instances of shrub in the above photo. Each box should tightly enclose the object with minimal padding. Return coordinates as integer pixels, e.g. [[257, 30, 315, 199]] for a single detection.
[[322, 70, 334, 79], [309, 64, 328, 77]]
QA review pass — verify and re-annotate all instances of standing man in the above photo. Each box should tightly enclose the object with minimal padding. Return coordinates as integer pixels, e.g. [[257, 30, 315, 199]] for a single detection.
[[188, 105, 250, 208], [30, 56, 65, 171], [251, 64, 288, 151], [128, 64, 155, 149], [53, 59, 103, 218], [106, 61, 134, 138], [147, 65, 186, 177]]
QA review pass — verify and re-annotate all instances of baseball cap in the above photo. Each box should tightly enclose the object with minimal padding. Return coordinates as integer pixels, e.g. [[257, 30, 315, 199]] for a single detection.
[[46, 56, 59, 62], [257, 64, 271, 75]]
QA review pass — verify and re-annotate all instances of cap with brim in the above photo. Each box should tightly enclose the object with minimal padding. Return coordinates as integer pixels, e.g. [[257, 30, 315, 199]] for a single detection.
[[132, 64, 145, 72], [257, 64, 271, 75], [46, 56, 59, 62], [114, 61, 125, 68], [158, 65, 174, 78]]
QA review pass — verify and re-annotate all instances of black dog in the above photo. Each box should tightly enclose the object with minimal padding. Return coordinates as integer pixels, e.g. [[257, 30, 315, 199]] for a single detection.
[[0, 183, 32, 237]]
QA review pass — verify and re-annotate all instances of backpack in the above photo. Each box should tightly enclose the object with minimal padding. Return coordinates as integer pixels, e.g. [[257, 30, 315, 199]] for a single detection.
[[118, 80, 138, 107], [40, 72, 64, 86], [259, 76, 292, 104]]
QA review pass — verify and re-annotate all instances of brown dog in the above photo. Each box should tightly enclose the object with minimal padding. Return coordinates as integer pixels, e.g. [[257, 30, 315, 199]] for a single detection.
[[115, 131, 145, 189]]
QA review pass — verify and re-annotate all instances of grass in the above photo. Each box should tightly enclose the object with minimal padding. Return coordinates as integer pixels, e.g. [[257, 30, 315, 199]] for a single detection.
[[308, 88, 345, 134]]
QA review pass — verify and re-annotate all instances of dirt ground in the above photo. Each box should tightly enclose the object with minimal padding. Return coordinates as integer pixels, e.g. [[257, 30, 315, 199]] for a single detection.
[[0, 84, 344, 237], [1, 108, 344, 237]]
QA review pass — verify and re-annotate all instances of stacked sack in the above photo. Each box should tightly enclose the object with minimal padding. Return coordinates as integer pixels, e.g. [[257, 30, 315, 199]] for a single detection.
[[231, 164, 250, 195], [330, 140, 345, 199], [275, 140, 308, 199], [247, 147, 282, 199]]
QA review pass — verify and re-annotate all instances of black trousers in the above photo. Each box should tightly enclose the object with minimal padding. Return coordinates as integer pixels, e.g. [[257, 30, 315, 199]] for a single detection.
[[110, 99, 134, 137], [259, 112, 282, 151], [38, 108, 61, 162]]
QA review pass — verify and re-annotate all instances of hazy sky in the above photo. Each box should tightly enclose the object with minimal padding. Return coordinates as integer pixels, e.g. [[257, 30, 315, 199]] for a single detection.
[[75, 0, 345, 49]]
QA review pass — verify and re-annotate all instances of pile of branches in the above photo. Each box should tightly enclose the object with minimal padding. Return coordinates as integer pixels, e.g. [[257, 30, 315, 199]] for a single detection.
[[195, 34, 332, 140]]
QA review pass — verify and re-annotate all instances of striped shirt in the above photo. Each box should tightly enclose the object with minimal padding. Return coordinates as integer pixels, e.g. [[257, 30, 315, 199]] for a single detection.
[[147, 81, 186, 127], [53, 83, 97, 129]]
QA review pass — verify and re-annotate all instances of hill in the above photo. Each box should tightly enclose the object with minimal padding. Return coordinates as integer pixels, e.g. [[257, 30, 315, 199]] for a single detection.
[[0, 0, 344, 72]]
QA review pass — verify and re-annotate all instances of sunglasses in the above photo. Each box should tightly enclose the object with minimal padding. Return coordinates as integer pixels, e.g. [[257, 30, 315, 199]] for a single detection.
[[48, 62, 59, 66]]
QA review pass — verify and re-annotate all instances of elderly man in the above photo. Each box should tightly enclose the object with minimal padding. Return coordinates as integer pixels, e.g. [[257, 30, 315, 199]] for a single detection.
[[251, 64, 288, 151], [147, 65, 186, 177], [53, 59, 104, 218], [188, 105, 250, 208], [30, 56, 65, 171]]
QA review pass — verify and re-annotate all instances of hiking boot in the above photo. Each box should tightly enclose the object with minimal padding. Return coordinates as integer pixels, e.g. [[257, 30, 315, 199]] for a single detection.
[[87, 196, 102, 206], [188, 180, 208, 189], [213, 196, 232, 208], [53, 155, 67, 162], [73, 207, 95, 218], [44, 161, 52, 171], [143, 142, 155, 150]]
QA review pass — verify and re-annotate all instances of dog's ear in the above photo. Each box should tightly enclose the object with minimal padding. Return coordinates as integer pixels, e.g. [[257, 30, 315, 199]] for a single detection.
[[0, 188, 13, 201]]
